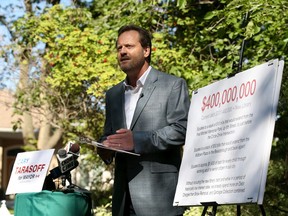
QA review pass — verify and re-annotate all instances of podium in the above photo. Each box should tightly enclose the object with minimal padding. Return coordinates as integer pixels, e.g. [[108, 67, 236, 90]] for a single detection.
[[14, 190, 92, 216]]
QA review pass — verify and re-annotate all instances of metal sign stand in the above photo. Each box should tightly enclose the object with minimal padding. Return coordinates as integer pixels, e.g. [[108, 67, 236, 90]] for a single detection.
[[201, 11, 267, 216]]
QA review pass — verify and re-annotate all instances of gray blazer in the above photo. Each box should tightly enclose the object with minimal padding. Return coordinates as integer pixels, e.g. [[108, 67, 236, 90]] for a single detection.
[[103, 68, 190, 216]]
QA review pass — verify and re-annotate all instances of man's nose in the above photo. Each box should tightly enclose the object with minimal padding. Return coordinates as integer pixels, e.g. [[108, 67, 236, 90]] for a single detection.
[[118, 46, 128, 54]]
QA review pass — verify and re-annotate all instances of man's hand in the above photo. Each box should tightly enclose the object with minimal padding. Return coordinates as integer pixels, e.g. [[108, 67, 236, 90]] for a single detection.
[[104, 129, 134, 151]]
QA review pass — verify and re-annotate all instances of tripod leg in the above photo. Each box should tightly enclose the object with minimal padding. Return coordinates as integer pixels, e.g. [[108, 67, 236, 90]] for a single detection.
[[201, 206, 208, 216], [237, 205, 241, 215], [259, 205, 266, 216], [212, 205, 217, 216]]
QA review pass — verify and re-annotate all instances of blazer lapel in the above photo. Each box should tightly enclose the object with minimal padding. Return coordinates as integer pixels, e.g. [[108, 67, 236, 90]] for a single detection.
[[111, 83, 127, 129], [130, 69, 158, 130]]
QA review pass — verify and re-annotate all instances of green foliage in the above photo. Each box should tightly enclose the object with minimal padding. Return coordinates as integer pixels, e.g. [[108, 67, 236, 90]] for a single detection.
[[12, 5, 125, 143], [94, 203, 112, 216]]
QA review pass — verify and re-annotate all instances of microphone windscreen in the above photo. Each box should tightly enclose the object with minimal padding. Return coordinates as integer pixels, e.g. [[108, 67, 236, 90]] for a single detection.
[[57, 148, 67, 158], [70, 143, 80, 153]]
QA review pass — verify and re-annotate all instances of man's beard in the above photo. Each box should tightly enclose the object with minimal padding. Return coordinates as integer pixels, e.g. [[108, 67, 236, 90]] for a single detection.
[[119, 58, 145, 74]]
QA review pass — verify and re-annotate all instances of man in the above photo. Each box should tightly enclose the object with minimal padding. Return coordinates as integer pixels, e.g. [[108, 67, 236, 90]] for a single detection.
[[98, 24, 190, 216]]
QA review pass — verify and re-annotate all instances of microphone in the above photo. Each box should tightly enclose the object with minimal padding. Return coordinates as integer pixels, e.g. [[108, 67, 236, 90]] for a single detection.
[[43, 160, 79, 191], [56, 149, 74, 173], [48, 161, 79, 180], [56, 143, 80, 173], [69, 143, 80, 157], [43, 142, 80, 190], [47, 142, 80, 180]]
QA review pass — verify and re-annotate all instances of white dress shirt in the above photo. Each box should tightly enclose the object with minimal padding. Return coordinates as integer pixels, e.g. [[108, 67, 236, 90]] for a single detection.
[[124, 66, 151, 129]]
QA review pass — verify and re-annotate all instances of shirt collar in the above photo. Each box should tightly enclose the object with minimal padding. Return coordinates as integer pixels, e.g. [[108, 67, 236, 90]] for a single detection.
[[123, 66, 151, 90]]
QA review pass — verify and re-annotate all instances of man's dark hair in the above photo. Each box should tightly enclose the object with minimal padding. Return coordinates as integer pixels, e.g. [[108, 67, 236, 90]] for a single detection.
[[117, 24, 152, 63]]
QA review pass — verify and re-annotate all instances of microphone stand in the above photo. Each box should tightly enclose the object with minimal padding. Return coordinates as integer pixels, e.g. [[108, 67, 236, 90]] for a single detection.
[[61, 172, 72, 188]]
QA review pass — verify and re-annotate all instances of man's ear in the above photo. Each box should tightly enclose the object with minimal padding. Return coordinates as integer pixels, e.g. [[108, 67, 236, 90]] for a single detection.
[[143, 47, 151, 58]]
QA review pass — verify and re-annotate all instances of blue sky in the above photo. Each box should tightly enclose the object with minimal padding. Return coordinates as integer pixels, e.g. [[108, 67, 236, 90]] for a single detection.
[[0, 0, 72, 90], [0, 0, 25, 90]]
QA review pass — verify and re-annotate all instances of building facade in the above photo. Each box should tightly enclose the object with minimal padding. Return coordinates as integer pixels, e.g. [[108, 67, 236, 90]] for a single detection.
[[0, 90, 25, 199]]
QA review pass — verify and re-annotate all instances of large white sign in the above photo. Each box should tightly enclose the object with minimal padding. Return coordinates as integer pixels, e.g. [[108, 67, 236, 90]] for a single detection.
[[174, 59, 284, 206], [6, 149, 55, 195]]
